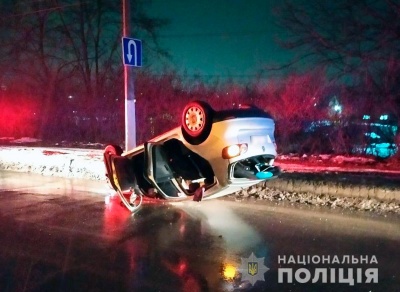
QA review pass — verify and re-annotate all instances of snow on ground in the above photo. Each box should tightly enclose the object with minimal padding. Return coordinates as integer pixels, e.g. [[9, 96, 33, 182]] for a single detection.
[[12, 137, 42, 144], [0, 146, 105, 180], [0, 143, 399, 213], [2, 145, 399, 180], [276, 154, 400, 175]]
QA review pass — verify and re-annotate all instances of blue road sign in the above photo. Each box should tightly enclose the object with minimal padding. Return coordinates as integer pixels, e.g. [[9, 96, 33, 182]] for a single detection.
[[122, 37, 142, 67]]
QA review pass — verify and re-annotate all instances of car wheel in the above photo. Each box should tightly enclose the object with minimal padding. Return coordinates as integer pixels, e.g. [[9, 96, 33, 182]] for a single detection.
[[104, 144, 123, 156], [181, 101, 213, 145]]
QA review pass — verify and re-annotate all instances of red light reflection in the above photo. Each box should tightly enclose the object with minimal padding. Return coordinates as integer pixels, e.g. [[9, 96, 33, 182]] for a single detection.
[[0, 95, 38, 137], [103, 194, 131, 240]]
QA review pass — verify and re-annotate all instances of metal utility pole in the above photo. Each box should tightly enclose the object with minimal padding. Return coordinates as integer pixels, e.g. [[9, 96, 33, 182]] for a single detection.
[[123, 0, 136, 150]]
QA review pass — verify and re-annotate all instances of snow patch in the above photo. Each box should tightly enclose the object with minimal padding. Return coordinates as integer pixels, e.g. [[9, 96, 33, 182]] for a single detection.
[[12, 137, 42, 143], [0, 146, 105, 180]]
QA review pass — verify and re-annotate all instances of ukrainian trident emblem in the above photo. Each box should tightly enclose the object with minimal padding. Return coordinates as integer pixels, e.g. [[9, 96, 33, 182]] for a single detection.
[[239, 252, 270, 286], [248, 262, 258, 276]]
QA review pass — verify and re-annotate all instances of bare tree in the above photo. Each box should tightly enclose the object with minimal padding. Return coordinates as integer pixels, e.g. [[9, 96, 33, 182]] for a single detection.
[[275, 0, 400, 116], [0, 0, 168, 140], [258, 69, 330, 152]]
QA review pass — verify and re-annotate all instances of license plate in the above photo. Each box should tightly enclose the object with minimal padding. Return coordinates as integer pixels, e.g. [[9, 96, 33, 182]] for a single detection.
[[251, 135, 271, 145]]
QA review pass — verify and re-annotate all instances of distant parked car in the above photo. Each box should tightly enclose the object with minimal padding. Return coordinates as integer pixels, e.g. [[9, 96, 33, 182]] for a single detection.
[[104, 101, 280, 211]]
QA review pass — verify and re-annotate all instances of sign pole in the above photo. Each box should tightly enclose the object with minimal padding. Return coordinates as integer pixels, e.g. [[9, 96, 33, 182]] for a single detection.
[[123, 0, 136, 150]]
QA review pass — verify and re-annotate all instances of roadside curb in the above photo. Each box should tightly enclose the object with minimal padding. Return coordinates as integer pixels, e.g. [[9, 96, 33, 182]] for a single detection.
[[1, 147, 399, 208], [265, 174, 400, 202]]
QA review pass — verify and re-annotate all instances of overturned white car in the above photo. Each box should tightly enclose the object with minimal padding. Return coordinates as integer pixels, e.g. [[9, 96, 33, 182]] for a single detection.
[[104, 101, 280, 211]]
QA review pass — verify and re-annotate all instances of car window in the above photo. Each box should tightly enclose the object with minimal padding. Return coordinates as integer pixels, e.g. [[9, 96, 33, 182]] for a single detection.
[[163, 139, 215, 181], [151, 145, 181, 197]]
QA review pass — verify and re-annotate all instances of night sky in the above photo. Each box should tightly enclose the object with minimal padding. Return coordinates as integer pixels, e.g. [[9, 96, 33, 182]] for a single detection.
[[146, 0, 291, 81]]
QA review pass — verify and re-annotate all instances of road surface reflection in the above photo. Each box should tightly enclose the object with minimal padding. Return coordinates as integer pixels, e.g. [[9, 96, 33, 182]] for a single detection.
[[102, 194, 267, 291], [1, 171, 399, 291]]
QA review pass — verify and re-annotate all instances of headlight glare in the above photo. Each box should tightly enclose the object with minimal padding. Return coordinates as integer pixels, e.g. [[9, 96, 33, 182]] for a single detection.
[[222, 143, 248, 159]]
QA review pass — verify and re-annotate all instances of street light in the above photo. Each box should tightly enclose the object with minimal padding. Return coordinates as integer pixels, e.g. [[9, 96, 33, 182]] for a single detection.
[[122, 0, 136, 150]]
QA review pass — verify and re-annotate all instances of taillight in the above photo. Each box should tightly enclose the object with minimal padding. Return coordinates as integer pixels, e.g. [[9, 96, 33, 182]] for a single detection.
[[222, 143, 248, 159]]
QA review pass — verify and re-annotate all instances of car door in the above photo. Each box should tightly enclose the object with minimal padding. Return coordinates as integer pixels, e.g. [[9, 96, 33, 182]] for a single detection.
[[144, 142, 187, 199], [104, 149, 136, 192]]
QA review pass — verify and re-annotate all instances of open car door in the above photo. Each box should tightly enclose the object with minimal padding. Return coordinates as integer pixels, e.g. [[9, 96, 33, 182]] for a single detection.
[[104, 145, 142, 212], [144, 142, 187, 200]]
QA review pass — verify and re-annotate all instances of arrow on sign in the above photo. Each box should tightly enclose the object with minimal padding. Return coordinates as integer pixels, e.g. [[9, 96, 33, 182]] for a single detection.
[[126, 40, 137, 65]]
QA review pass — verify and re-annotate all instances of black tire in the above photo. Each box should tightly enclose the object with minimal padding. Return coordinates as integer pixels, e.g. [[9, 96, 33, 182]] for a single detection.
[[181, 101, 213, 145]]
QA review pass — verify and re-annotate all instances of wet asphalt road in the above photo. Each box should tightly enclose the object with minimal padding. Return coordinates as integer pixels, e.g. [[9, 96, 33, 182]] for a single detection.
[[0, 171, 399, 292]]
